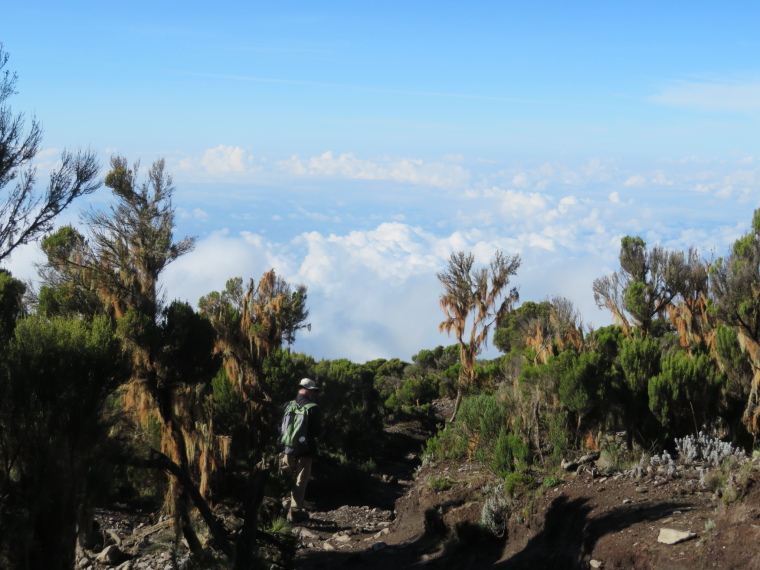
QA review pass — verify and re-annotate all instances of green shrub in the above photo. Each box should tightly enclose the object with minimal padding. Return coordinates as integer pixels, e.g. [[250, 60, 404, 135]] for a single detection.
[[492, 430, 530, 477], [429, 475, 454, 492], [422, 432, 444, 463], [458, 393, 505, 442], [384, 375, 439, 413], [543, 475, 562, 488], [211, 368, 245, 435], [315, 359, 385, 459], [504, 471, 537, 497], [543, 408, 570, 467]]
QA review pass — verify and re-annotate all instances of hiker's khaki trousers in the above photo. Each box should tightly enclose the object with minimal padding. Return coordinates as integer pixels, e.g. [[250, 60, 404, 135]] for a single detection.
[[281, 453, 312, 513]]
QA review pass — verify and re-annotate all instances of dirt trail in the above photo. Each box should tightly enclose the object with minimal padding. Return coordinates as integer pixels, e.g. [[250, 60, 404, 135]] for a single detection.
[[291, 420, 435, 569]]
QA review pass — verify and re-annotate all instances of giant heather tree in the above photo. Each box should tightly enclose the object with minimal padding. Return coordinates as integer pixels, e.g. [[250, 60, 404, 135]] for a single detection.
[[710, 208, 760, 434], [199, 272, 309, 568], [437, 250, 520, 422], [37, 156, 224, 554], [593, 236, 689, 338]]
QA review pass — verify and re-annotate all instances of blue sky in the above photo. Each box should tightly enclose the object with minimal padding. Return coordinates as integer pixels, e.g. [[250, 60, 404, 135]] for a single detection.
[[3, 2, 760, 361]]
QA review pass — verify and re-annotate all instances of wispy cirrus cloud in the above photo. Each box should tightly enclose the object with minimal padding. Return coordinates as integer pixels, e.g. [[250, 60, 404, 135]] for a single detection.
[[649, 80, 760, 113]]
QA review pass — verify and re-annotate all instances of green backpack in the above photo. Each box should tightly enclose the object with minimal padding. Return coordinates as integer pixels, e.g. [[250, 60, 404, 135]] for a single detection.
[[280, 400, 317, 455]]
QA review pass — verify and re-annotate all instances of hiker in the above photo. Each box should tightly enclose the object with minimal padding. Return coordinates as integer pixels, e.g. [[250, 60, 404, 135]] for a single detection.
[[280, 377, 322, 522]]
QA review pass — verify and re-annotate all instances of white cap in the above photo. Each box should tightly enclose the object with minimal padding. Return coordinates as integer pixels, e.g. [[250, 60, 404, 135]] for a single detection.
[[299, 378, 320, 391]]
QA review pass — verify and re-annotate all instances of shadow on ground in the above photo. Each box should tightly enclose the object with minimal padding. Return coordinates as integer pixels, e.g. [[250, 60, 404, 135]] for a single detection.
[[295, 490, 694, 570]]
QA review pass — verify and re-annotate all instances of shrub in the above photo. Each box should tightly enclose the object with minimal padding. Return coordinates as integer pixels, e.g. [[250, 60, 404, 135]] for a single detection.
[[543, 475, 562, 488], [315, 359, 384, 459], [384, 375, 439, 413], [492, 430, 530, 477], [458, 393, 505, 442], [429, 475, 454, 492], [543, 408, 570, 467], [211, 368, 245, 435], [480, 491, 510, 538], [674, 432, 746, 467], [504, 471, 537, 497]]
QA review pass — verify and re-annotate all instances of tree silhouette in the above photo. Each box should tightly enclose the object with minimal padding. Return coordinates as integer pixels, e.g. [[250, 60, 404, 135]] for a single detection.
[[0, 45, 99, 262]]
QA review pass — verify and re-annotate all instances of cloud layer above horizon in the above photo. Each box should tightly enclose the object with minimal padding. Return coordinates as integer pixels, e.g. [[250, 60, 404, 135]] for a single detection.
[[7, 148, 751, 364]]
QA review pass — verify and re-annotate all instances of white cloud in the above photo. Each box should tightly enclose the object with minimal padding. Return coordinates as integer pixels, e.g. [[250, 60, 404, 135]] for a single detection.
[[31, 147, 62, 175], [624, 175, 646, 187], [512, 172, 530, 187], [651, 170, 673, 186], [174, 145, 261, 180], [201, 145, 249, 173], [277, 152, 470, 188], [482, 188, 552, 220]]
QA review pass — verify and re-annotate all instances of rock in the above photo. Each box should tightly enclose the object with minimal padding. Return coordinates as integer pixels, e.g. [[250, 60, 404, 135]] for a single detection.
[[96, 545, 121, 565], [322, 542, 336, 551], [293, 527, 318, 539], [372, 541, 387, 551], [590, 560, 603, 568], [334, 534, 351, 543], [579, 451, 601, 464], [105, 529, 122, 547], [657, 528, 696, 545], [77, 558, 92, 569], [562, 459, 579, 471], [636, 486, 648, 493], [115, 562, 132, 570]]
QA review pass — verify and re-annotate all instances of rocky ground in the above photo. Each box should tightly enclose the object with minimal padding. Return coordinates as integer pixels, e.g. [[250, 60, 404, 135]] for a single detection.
[[76, 403, 760, 569]]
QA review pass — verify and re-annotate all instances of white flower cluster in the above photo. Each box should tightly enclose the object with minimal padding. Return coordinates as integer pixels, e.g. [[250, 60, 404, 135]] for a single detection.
[[649, 450, 677, 476], [674, 432, 745, 467]]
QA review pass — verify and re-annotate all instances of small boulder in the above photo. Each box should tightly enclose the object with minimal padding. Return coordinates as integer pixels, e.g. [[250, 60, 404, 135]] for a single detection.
[[657, 528, 696, 545], [579, 451, 601, 464], [561, 459, 579, 472], [96, 544, 121, 564]]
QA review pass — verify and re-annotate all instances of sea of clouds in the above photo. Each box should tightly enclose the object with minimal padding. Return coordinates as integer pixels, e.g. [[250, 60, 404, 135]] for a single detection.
[[5, 149, 757, 363]]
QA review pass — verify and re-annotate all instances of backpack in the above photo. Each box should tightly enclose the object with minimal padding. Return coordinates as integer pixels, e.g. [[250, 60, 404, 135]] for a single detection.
[[280, 400, 317, 455]]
